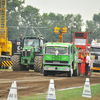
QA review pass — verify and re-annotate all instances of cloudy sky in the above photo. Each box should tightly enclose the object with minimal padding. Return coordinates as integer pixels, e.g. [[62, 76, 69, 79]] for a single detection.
[[24, 0, 100, 31]]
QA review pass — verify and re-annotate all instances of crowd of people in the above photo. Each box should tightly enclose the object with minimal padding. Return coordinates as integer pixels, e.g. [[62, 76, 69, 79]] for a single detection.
[[80, 53, 93, 76]]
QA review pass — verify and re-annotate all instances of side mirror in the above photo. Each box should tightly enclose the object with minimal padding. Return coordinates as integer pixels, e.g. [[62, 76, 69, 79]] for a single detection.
[[38, 47, 42, 52], [40, 47, 42, 51], [20, 38, 23, 50]]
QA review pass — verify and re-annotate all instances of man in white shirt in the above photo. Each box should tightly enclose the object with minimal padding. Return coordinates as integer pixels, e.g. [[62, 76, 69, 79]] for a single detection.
[[85, 53, 90, 76], [86, 54, 90, 63]]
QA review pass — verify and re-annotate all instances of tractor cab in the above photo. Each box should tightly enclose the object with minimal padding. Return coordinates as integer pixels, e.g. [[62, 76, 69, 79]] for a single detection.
[[23, 37, 43, 53], [20, 36, 44, 54]]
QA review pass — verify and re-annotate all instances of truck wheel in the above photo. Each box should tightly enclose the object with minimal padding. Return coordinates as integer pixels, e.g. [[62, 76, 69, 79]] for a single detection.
[[73, 63, 78, 76], [34, 56, 43, 72], [68, 68, 73, 77], [13, 54, 21, 71], [44, 71, 48, 76]]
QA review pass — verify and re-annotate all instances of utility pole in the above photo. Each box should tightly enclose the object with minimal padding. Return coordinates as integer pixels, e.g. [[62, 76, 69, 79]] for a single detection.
[[68, 16, 76, 43]]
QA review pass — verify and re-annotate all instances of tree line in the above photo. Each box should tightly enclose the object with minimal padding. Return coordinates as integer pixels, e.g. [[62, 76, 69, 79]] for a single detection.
[[7, 0, 100, 43]]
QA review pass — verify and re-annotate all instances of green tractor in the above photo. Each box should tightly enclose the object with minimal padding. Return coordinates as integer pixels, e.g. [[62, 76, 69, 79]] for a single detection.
[[13, 35, 46, 72]]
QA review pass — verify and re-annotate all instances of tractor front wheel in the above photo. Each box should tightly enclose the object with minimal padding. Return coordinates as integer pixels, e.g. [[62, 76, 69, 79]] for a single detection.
[[34, 56, 43, 72], [13, 54, 21, 71]]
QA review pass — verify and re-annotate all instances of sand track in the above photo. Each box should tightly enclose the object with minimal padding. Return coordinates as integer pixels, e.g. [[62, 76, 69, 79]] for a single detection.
[[0, 71, 100, 99]]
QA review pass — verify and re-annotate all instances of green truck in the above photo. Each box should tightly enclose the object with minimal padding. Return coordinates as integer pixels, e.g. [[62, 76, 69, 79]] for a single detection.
[[13, 35, 45, 72], [43, 42, 79, 77]]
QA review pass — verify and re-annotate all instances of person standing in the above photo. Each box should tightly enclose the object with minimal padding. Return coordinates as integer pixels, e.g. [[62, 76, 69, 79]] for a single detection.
[[89, 59, 93, 76], [85, 53, 90, 76], [80, 53, 86, 76]]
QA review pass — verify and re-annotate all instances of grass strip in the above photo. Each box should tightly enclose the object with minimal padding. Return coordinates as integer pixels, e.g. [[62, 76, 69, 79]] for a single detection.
[[0, 69, 12, 71], [19, 84, 100, 100]]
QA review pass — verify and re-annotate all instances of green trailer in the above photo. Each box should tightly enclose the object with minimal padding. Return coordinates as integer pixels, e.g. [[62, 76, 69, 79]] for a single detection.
[[43, 42, 79, 77]]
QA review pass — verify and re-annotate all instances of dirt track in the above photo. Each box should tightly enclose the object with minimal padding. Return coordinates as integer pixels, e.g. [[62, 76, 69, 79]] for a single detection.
[[0, 71, 100, 99]]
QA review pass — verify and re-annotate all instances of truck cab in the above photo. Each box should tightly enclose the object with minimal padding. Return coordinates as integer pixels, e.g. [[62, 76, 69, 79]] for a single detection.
[[90, 39, 100, 71], [43, 42, 79, 77], [73, 32, 90, 59]]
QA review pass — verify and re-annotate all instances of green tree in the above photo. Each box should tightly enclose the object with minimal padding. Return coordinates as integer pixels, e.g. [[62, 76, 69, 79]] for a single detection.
[[93, 13, 100, 24], [40, 13, 84, 42], [20, 5, 41, 36], [86, 13, 100, 43], [7, 1, 41, 39], [7, 0, 25, 40], [6, 0, 84, 42]]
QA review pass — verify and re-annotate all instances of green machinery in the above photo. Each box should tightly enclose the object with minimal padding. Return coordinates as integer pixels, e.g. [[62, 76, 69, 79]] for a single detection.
[[13, 35, 45, 72], [43, 42, 79, 77]]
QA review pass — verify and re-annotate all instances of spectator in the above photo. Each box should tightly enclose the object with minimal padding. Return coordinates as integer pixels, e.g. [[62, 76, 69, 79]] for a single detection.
[[30, 41, 35, 47], [89, 60, 93, 76], [85, 53, 90, 76], [80, 53, 86, 76]]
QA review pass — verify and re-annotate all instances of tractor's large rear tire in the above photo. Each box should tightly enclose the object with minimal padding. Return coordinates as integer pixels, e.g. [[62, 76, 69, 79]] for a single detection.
[[34, 56, 43, 72], [13, 54, 21, 71]]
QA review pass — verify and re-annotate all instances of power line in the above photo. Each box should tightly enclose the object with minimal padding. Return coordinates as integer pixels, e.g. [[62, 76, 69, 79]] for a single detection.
[[7, 26, 47, 28]]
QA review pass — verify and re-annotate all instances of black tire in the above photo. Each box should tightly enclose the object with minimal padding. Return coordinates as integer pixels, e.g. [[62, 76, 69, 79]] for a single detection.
[[44, 70, 48, 76], [13, 54, 21, 71], [68, 71, 72, 77], [34, 56, 43, 72], [68, 64, 73, 77], [68, 67, 73, 77], [73, 63, 78, 76]]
